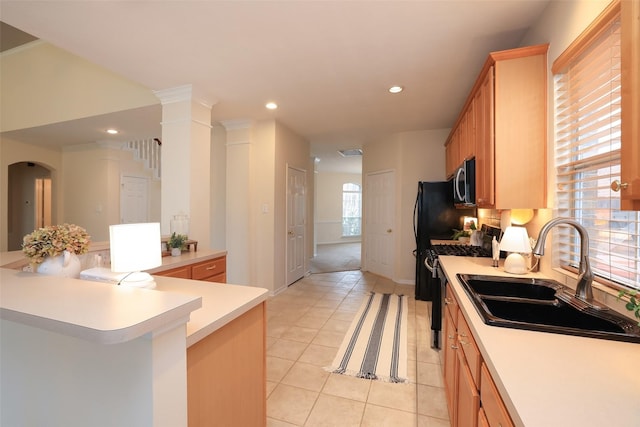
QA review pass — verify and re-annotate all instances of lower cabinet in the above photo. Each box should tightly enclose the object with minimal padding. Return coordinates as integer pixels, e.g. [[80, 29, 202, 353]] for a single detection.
[[443, 288, 514, 427], [480, 364, 514, 427], [187, 302, 266, 426], [156, 256, 226, 283]]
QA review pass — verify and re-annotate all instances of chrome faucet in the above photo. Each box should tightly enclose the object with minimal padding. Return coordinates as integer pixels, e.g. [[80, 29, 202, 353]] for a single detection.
[[532, 217, 594, 302]]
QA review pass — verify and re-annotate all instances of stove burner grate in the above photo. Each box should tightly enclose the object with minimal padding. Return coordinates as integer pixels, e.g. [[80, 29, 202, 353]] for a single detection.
[[431, 244, 492, 257]]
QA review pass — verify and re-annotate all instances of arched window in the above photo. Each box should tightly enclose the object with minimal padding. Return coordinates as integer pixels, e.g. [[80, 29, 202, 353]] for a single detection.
[[342, 183, 361, 237]]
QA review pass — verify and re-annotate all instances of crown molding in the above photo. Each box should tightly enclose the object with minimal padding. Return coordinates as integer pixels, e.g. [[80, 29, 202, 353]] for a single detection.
[[153, 84, 216, 109]]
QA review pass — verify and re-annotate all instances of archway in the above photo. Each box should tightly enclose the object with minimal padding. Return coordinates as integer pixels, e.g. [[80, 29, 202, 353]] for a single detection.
[[7, 162, 52, 250]]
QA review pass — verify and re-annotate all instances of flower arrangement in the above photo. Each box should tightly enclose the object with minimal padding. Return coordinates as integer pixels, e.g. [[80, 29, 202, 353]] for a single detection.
[[22, 224, 91, 264]]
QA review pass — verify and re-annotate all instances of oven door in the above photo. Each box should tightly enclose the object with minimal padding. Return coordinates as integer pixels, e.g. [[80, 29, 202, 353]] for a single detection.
[[425, 255, 444, 349]]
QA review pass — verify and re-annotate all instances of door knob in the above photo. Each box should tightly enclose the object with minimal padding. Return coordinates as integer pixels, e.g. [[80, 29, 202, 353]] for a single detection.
[[387, 229, 392, 233], [288, 231, 294, 236]]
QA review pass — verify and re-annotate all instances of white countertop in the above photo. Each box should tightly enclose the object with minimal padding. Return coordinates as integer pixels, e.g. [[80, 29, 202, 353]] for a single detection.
[[438, 256, 640, 427], [0, 248, 267, 349], [0, 268, 202, 344], [153, 276, 268, 347]]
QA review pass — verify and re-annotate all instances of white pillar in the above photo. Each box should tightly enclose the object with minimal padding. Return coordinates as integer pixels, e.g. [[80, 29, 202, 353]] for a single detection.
[[154, 85, 212, 249], [222, 120, 252, 285]]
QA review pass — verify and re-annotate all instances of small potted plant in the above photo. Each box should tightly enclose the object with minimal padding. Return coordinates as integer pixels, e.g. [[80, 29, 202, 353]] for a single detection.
[[618, 290, 640, 326], [168, 232, 187, 257]]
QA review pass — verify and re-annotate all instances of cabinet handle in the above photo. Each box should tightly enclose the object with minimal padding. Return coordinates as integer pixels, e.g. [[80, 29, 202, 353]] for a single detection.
[[444, 298, 452, 305], [448, 334, 455, 339], [206, 265, 217, 270], [450, 345, 459, 350], [611, 180, 629, 192]]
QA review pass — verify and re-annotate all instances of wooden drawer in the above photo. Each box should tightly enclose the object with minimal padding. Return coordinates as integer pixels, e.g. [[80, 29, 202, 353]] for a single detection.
[[481, 363, 514, 427], [457, 313, 482, 388], [202, 272, 226, 283], [444, 286, 459, 328], [192, 257, 226, 281], [157, 265, 191, 279]]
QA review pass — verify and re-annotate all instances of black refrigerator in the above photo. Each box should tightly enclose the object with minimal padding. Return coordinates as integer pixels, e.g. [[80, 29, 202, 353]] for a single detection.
[[413, 181, 475, 301]]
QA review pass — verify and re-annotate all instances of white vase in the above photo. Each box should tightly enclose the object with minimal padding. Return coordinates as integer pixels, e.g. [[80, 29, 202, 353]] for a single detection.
[[36, 250, 82, 278], [171, 247, 181, 257]]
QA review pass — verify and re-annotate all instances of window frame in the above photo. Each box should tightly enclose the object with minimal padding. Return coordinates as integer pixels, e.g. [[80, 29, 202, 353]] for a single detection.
[[552, 0, 640, 292]]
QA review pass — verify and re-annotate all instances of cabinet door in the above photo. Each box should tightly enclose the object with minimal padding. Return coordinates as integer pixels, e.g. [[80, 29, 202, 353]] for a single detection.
[[458, 313, 481, 387], [494, 49, 547, 208], [443, 308, 458, 425], [456, 349, 480, 427], [187, 303, 266, 426], [480, 363, 514, 427], [620, 0, 640, 209], [475, 66, 495, 208]]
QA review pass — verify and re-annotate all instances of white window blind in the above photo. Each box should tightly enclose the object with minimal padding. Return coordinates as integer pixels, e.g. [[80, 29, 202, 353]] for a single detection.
[[554, 8, 640, 291]]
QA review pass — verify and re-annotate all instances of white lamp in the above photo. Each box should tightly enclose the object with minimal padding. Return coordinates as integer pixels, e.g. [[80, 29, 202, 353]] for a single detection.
[[109, 222, 162, 289], [499, 226, 531, 274]]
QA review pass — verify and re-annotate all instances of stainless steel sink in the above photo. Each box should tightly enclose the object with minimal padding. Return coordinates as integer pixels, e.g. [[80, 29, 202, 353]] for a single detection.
[[457, 274, 640, 343]]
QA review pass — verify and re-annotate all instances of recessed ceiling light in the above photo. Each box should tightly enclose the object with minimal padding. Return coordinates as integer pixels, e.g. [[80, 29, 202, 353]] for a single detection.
[[106, 129, 119, 134], [266, 102, 278, 110], [388, 86, 403, 94]]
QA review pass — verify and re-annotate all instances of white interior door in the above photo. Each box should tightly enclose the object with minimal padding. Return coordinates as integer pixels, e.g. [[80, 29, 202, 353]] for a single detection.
[[120, 175, 149, 223], [364, 170, 395, 279], [286, 166, 306, 285]]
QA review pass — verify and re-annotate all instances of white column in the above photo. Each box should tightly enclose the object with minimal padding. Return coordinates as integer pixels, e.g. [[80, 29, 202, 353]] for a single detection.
[[154, 85, 213, 249], [222, 120, 253, 285]]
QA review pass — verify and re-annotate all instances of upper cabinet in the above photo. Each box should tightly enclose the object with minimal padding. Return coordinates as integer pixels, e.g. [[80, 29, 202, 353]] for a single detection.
[[620, 0, 640, 210], [445, 44, 548, 209]]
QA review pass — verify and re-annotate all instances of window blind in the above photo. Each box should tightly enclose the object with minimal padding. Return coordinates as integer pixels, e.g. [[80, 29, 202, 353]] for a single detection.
[[554, 7, 640, 291]]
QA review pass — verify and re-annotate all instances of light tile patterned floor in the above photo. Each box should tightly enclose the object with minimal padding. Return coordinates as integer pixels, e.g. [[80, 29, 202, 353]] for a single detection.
[[266, 270, 451, 426]]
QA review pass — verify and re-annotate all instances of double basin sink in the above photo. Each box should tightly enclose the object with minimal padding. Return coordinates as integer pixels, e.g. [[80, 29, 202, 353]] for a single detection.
[[456, 274, 640, 343]]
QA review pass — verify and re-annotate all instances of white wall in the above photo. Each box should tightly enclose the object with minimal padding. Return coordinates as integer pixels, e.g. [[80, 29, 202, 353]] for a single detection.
[[62, 143, 160, 242], [363, 129, 450, 284], [1, 41, 158, 132], [315, 171, 362, 245]]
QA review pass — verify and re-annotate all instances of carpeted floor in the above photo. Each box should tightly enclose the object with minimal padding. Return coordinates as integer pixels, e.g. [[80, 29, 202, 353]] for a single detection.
[[309, 242, 361, 273]]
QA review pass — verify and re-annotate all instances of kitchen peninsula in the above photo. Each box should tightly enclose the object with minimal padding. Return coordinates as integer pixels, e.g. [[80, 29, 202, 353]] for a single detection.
[[439, 256, 639, 427], [0, 250, 268, 427]]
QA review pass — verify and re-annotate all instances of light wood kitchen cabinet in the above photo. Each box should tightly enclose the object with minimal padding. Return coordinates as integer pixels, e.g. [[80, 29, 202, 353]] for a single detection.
[[620, 0, 640, 210], [443, 288, 480, 427], [474, 67, 495, 207], [187, 302, 266, 427], [443, 285, 515, 427], [156, 255, 226, 283], [480, 363, 514, 427], [445, 44, 548, 209], [443, 301, 458, 425]]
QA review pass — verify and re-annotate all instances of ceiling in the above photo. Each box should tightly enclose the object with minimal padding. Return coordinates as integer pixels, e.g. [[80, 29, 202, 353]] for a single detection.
[[0, 1, 550, 174]]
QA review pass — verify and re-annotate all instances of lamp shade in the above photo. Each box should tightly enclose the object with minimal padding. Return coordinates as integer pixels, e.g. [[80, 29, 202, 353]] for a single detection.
[[499, 226, 531, 254], [109, 223, 162, 273]]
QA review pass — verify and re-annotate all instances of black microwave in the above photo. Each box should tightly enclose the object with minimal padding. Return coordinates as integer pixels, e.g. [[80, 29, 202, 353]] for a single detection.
[[452, 158, 476, 206]]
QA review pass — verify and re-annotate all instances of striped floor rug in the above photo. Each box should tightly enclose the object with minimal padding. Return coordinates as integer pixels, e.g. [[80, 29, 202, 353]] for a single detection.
[[327, 292, 408, 383]]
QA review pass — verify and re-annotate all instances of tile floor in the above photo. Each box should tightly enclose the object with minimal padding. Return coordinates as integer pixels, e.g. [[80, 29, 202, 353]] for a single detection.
[[266, 270, 451, 426]]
